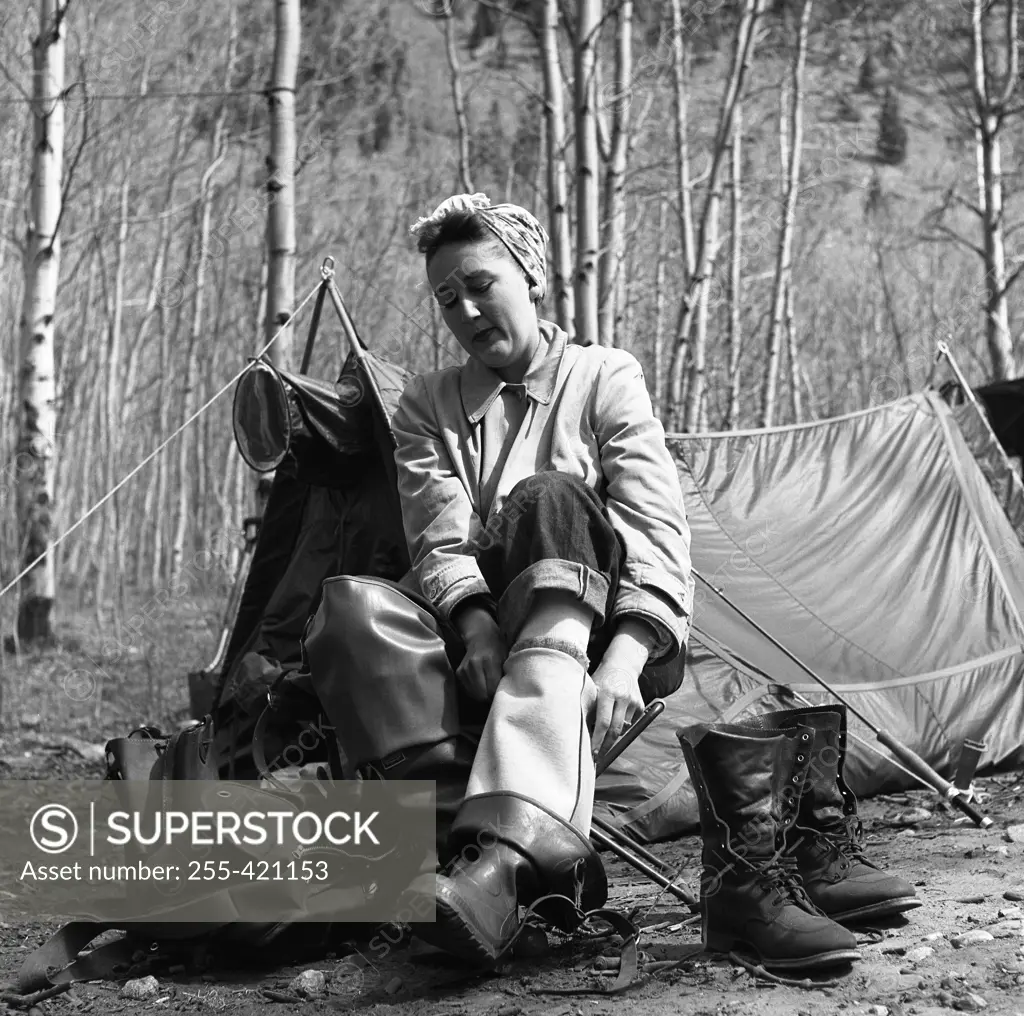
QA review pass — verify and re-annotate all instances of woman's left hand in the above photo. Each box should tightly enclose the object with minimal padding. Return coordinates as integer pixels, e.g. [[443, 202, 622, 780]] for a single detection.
[[589, 661, 645, 761], [589, 618, 657, 761]]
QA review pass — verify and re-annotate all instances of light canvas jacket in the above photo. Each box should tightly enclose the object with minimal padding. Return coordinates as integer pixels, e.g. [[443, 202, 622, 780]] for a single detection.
[[391, 320, 694, 664]]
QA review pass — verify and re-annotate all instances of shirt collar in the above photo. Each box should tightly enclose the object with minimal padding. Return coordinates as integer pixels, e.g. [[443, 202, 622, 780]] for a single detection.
[[460, 319, 567, 424]]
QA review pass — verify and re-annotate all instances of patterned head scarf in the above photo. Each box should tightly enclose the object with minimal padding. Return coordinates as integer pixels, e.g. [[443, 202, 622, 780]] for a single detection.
[[410, 192, 549, 298]]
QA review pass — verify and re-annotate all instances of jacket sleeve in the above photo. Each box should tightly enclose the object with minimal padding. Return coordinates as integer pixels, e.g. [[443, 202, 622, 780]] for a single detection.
[[391, 374, 492, 621], [592, 349, 694, 665]]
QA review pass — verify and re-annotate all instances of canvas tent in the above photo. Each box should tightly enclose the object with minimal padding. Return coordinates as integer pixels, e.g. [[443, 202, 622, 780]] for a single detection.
[[594, 390, 1024, 841], [214, 343, 1024, 846]]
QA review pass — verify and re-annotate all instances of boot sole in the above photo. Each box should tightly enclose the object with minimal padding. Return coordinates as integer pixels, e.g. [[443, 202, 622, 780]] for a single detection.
[[411, 895, 509, 967], [828, 896, 923, 925], [748, 948, 861, 971], [706, 934, 861, 970]]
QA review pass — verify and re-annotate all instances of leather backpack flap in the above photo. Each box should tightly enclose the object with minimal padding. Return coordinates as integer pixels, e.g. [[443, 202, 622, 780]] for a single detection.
[[141, 717, 222, 819], [105, 727, 169, 820], [161, 716, 221, 781], [105, 726, 167, 780]]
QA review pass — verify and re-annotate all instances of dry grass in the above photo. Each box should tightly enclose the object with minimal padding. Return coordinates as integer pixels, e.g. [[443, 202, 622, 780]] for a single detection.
[[0, 590, 227, 742]]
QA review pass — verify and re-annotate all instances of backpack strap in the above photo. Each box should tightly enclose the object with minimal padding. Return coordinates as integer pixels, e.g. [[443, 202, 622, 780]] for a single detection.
[[16, 922, 135, 994], [15, 914, 278, 995]]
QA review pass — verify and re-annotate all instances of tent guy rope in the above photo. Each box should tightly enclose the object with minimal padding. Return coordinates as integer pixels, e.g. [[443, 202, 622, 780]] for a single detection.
[[0, 279, 323, 606]]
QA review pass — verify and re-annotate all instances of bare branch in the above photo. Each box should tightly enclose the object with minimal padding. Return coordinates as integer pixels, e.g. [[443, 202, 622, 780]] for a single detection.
[[52, 74, 89, 245], [0, 51, 33, 103], [920, 222, 986, 259], [475, 0, 535, 30], [997, 259, 1024, 298]]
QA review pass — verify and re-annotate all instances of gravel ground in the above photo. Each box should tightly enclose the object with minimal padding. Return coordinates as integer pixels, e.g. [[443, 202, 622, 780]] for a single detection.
[[1, 734, 1022, 1016]]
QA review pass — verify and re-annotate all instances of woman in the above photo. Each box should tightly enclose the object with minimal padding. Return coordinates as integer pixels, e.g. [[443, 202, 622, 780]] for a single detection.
[[305, 193, 693, 966]]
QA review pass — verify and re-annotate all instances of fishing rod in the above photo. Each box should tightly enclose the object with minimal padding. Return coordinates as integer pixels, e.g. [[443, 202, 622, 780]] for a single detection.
[[693, 571, 994, 828], [591, 700, 699, 908]]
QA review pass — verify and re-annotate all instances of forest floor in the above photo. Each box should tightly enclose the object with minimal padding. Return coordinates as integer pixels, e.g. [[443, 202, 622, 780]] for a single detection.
[[1, 625, 1023, 1016]]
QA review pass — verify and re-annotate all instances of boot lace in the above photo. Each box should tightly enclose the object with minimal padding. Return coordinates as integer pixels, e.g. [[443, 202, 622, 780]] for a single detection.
[[806, 816, 876, 870], [751, 854, 811, 906]]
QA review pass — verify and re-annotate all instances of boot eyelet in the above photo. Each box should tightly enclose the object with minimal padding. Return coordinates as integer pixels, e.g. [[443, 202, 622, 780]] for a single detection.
[[801, 734, 810, 741], [792, 776, 800, 783], [797, 754, 806, 762]]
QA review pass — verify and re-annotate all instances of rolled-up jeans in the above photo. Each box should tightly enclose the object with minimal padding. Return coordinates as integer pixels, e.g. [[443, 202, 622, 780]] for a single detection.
[[473, 471, 627, 667]]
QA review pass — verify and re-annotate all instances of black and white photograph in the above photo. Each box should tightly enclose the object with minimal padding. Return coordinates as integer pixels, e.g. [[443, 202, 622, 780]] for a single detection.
[[1, 1, 1023, 1013]]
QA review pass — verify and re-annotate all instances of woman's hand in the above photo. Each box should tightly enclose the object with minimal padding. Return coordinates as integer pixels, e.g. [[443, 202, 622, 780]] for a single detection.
[[589, 662, 645, 760], [590, 617, 657, 760], [452, 603, 506, 702]]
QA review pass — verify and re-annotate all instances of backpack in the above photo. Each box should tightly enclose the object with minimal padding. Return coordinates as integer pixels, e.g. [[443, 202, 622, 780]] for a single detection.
[[14, 669, 366, 996]]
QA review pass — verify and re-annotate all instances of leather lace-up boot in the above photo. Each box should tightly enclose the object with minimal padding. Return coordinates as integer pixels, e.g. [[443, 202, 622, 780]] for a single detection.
[[679, 723, 861, 970], [755, 703, 921, 924]]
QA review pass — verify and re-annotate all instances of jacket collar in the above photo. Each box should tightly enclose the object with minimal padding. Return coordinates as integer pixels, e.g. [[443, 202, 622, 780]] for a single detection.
[[460, 319, 567, 424]]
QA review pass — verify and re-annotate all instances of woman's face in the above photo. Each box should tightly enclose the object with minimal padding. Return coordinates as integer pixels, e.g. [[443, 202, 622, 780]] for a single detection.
[[427, 239, 541, 383]]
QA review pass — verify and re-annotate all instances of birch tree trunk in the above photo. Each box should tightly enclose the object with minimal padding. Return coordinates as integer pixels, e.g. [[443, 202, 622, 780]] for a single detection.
[[539, 0, 574, 339], [74, 378, 100, 594], [760, 0, 811, 427], [15, 0, 67, 644], [260, 0, 299, 515], [573, 0, 601, 347], [151, 257, 177, 589], [104, 171, 130, 618], [726, 107, 743, 430], [597, 0, 632, 348], [444, 11, 473, 193], [971, 0, 1019, 380], [785, 280, 802, 422], [653, 197, 669, 416], [666, 0, 765, 428], [266, 0, 299, 371], [669, 0, 695, 282], [531, 115, 545, 219], [685, 188, 720, 432]]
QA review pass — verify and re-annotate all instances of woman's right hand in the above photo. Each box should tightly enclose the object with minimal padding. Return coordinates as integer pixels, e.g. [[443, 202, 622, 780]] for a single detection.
[[452, 603, 506, 702]]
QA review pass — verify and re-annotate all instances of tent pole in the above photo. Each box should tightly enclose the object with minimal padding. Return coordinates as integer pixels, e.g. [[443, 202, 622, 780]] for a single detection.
[[936, 340, 1024, 494], [319, 259, 396, 449], [692, 571, 993, 828], [298, 280, 328, 375]]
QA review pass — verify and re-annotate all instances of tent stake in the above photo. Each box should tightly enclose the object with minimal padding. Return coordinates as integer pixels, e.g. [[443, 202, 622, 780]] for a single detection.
[[692, 571, 994, 828]]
